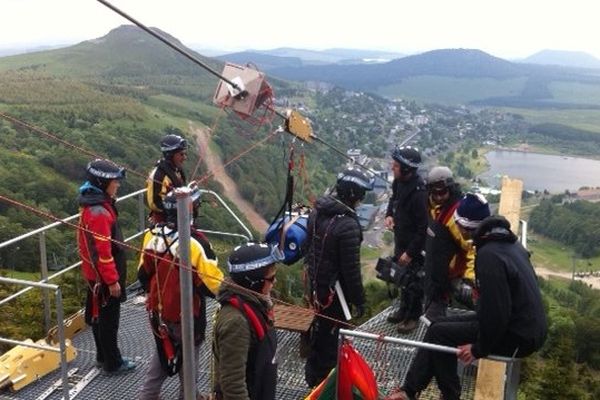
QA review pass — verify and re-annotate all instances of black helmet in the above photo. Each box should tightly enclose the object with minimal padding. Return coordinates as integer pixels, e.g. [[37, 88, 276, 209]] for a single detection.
[[228, 243, 283, 292], [426, 166, 454, 191], [160, 134, 187, 156], [391, 146, 421, 171], [163, 183, 202, 224], [335, 167, 374, 205], [86, 159, 125, 191]]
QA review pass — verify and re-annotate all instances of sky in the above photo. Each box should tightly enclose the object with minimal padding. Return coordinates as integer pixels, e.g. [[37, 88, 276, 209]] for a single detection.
[[2, 0, 600, 59]]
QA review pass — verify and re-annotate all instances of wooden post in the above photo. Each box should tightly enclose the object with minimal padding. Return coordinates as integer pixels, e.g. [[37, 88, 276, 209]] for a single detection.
[[474, 176, 523, 400]]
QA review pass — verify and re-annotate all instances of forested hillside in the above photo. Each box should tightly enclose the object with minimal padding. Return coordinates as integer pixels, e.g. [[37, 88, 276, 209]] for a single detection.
[[0, 25, 376, 272]]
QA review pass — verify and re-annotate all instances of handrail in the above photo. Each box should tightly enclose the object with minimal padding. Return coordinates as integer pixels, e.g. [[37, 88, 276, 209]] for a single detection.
[[0, 189, 147, 251], [339, 328, 515, 363], [0, 277, 70, 399], [0, 187, 252, 309], [200, 189, 254, 240]]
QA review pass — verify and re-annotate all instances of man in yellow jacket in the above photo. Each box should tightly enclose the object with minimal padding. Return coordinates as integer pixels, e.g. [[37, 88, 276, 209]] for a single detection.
[[138, 187, 223, 400], [146, 133, 188, 225], [423, 167, 475, 322]]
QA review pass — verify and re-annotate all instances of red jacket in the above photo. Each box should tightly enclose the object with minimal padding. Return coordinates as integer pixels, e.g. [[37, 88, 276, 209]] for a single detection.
[[77, 188, 126, 286]]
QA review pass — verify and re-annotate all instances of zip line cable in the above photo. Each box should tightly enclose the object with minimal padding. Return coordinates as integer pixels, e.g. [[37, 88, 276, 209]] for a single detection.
[[0, 111, 280, 202], [0, 191, 356, 330], [95, 0, 391, 187]]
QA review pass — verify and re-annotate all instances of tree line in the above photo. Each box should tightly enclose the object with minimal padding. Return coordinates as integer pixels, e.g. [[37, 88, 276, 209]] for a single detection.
[[529, 199, 600, 257]]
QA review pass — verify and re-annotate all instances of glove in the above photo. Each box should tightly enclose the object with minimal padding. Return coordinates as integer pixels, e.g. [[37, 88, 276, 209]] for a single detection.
[[451, 279, 474, 308], [352, 304, 365, 319]]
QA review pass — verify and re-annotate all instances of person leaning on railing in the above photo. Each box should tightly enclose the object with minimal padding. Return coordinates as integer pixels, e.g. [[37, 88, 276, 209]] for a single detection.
[[386, 193, 548, 400], [77, 159, 136, 374]]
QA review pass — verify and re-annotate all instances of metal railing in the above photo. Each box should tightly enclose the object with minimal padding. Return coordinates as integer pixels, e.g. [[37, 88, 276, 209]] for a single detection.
[[0, 186, 254, 397], [0, 188, 252, 326], [338, 328, 520, 400], [0, 277, 70, 400]]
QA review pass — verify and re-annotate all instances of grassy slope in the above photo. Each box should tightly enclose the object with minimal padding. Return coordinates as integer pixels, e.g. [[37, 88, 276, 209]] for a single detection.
[[376, 76, 527, 104]]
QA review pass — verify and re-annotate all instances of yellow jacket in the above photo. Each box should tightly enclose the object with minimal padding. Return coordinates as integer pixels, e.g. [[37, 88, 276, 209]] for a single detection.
[[428, 198, 475, 281]]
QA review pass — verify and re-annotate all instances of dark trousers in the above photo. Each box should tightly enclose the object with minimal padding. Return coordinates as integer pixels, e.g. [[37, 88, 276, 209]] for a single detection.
[[85, 287, 123, 372], [399, 270, 424, 321], [403, 314, 525, 400], [305, 299, 344, 387]]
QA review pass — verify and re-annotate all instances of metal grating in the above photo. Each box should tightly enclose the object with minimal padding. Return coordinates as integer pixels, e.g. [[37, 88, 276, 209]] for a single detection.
[[0, 294, 476, 400]]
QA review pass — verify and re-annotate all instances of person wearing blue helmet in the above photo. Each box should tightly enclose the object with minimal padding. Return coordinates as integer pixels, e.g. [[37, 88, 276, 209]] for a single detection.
[[303, 167, 374, 387]]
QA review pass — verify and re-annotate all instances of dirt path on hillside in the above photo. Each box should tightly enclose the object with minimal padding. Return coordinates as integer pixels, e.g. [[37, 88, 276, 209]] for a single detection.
[[535, 266, 600, 289], [188, 121, 269, 234]]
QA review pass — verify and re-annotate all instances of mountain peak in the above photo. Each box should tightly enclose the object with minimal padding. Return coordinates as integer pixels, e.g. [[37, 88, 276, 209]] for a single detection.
[[522, 49, 600, 69], [89, 24, 184, 47]]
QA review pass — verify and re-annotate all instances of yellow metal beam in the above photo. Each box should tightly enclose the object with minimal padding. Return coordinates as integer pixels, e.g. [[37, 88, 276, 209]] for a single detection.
[[474, 176, 523, 400]]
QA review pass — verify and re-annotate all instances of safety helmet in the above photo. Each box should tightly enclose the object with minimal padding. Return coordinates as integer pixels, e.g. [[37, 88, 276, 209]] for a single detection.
[[391, 146, 421, 171], [426, 166, 454, 191], [86, 159, 126, 191], [160, 134, 187, 155], [228, 243, 284, 292], [335, 167, 375, 205], [163, 183, 202, 223]]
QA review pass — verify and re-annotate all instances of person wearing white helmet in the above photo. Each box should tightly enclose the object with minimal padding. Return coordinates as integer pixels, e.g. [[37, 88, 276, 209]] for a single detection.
[[423, 166, 475, 322], [386, 194, 547, 400]]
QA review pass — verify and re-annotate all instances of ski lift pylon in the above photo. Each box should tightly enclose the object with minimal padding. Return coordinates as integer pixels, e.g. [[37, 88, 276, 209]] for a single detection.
[[213, 62, 275, 126]]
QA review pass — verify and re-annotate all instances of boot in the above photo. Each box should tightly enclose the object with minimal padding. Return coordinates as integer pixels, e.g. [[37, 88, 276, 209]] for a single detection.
[[397, 319, 418, 334], [423, 299, 448, 325], [387, 307, 405, 323]]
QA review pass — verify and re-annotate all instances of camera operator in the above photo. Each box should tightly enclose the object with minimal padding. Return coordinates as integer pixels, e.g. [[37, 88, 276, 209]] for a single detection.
[[384, 146, 428, 333]]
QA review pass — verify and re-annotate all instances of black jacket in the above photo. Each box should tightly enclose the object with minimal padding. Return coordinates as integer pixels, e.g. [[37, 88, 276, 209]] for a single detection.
[[304, 195, 365, 307], [386, 174, 428, 259], [471, 216, 547, 358]]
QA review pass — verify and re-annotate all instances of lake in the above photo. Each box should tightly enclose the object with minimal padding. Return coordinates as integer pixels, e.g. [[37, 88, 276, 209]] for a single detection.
[[478, 150, 600, 193]]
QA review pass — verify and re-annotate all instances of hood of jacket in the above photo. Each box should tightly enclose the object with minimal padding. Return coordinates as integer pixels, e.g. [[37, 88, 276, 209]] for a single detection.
[[217, 279, 273, 312], [315, 195, 356, 217], [473, 215, 517, 248], [77, 181, 111, 207]]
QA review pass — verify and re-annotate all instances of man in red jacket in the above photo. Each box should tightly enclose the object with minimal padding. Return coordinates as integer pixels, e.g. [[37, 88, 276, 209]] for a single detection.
[[77, 159, 136, 374]]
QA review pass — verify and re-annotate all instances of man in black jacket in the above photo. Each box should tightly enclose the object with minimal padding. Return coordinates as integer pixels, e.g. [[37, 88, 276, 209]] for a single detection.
[[387, 193, 547, 400], [384, 146, 428, 333], [303, 167, 373, 387]]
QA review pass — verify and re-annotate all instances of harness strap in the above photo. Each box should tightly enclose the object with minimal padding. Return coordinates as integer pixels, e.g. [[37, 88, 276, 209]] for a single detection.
[[228, 296, 266, 340]]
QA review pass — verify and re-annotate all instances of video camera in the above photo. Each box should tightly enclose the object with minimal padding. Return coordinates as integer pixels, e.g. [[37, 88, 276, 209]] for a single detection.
[[375, 257, 409, 286]]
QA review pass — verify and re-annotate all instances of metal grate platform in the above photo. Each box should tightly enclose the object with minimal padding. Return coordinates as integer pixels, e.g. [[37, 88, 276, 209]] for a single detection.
[[0, 295, 476, 400]]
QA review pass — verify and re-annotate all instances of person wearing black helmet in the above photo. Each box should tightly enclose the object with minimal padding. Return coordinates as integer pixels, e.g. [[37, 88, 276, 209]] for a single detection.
[[147, 133, 189, 224], [302, 167, 373, 387], [212, 243, 283, 400], [384, 146, 428, 333], [138, 186, 223, 400], [423, 166, 475, 322], [77, 159, 136, 374], [386, 195, 546, 400]]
